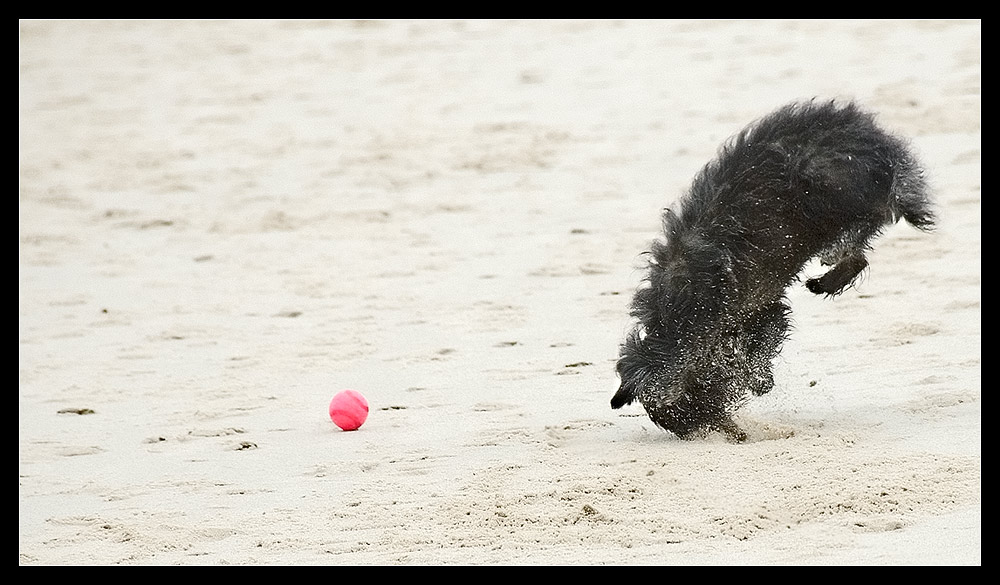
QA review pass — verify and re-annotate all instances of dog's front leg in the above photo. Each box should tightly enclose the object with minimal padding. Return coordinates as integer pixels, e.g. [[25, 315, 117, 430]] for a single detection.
[[805, 253, 868, 296], [742, 300, 791, 395], [713, 418, 748, 443]]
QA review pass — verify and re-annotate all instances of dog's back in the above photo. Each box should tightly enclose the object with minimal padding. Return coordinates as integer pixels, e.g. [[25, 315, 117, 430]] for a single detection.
[[679, 101, 932, 296]]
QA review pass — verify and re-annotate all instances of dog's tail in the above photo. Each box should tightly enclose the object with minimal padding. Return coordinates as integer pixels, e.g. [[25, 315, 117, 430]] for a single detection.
[[887, 141, 935, 231]]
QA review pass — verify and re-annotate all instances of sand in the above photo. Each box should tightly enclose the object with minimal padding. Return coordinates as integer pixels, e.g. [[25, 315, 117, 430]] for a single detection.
[[18, 19, 980, 565]]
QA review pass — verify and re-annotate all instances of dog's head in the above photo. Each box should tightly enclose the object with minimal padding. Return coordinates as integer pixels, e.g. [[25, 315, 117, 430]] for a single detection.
[[611, 327, 681, 409], [612, 223, 736, 411]]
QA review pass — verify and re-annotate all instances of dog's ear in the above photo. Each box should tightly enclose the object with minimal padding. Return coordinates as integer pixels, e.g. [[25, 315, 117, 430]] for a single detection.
[[610, 383, 634, 409], [612, 330, 646, 408]]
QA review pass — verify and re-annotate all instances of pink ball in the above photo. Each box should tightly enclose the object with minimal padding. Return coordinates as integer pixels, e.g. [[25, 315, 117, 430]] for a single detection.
[[329, 390, 369, 431]]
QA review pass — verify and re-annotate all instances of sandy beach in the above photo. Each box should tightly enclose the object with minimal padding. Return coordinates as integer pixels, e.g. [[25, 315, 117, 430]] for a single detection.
[[19, 20, 980, 565]]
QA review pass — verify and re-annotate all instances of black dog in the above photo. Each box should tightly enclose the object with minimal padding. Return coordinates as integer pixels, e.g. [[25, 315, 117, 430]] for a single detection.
[[611, 100, 934, 442]]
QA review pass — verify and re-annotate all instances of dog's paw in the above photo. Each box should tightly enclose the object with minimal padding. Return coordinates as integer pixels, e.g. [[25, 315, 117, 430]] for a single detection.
[[714, 419, 748, 443], [751, 373, 775, 396], [805, 277, 826, 295]]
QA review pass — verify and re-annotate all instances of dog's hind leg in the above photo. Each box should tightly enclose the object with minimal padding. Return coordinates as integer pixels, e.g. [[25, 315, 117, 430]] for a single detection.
[[805, 253, 868, 296]]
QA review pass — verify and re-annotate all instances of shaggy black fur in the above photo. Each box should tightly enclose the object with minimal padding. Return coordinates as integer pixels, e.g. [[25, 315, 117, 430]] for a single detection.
[[611, 100, 934, 442]]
